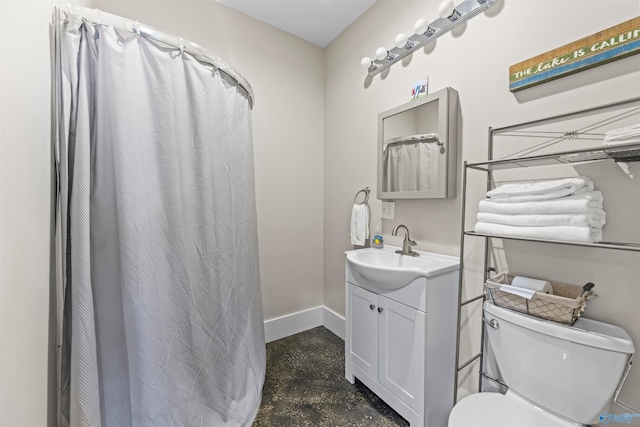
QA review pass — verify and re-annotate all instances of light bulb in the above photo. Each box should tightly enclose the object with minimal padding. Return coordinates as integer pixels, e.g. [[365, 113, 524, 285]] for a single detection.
[[360, 57, 372, 68], [375, 47, 388, 61], [438, 0, 455, 18], [438, 1, 454, 18], [414, 18, 428, 35], [395, 33, 408, 49]]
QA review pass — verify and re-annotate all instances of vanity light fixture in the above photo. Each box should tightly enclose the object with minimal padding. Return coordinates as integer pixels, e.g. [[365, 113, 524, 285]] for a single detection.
[[361, 0, 496, 77]]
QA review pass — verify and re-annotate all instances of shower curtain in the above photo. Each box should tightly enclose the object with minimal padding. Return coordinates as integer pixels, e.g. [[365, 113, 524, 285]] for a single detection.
[[382, 141, 439, 192], [55, 11, 265, 427]]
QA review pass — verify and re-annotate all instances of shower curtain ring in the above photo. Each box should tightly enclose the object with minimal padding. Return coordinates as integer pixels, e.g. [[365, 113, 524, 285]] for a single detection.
[[95, 8, 101, 25], [179, 37, 185, 55], [134, 20, 141, 36], [68, 3, 82, 20]]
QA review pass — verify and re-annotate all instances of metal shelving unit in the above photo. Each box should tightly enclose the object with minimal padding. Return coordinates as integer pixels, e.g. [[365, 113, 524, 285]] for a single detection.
[[453, 96, 640, 404]]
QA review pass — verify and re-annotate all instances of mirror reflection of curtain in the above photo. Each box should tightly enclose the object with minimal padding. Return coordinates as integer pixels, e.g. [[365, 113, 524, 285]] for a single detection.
[[383, 142, 439, 192], [55, 10, 265, 427]]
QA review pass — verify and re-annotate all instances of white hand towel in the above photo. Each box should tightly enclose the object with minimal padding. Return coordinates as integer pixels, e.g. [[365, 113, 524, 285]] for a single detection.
[[477, 211, 606, 228], [511, 276, 554, 294], [350, 204, 369, 246], [474, 222, 602, 243], [478, 191, 603, 215], [604, 124, 640, 145], [499, 285, 536, 300], [487, 177, 594, 203]]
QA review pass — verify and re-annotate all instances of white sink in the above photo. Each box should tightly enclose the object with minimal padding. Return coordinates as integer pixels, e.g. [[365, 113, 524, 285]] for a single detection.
[[346, 246, 459, 290]]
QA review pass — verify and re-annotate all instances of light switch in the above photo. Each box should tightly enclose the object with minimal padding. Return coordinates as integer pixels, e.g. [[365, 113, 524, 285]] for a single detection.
[[381, 201, 395, 219]]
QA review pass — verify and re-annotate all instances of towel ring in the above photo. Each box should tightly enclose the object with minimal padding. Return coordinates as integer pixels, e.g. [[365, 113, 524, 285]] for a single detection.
[[354, 187, 370, 205]]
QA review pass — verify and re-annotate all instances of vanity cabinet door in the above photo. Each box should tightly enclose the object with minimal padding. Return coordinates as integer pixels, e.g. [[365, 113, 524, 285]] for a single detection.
[[378, 296, 425, 415], [347, 284, 379, 379]]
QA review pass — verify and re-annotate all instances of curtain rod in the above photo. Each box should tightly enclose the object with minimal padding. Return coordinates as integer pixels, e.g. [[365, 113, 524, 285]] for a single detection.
[[56, 4, 255, 108]]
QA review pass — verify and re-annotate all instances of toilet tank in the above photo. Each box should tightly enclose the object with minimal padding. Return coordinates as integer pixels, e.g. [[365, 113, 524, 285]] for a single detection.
[[484, 301, 634, 425]]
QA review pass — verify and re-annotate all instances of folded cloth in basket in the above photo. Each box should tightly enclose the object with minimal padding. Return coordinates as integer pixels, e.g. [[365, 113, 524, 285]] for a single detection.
[[511, 276, 553, 294], [478, 191, 603, 215], [474, 222, 602, 243], [603, 124, 640, 146], [487, 177, 593, 203], [499, 285, 536, 300], [477, 211, 606, 228]]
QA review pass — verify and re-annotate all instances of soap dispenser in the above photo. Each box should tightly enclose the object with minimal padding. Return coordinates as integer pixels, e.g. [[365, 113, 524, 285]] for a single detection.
[[372, 226, 384, 249]]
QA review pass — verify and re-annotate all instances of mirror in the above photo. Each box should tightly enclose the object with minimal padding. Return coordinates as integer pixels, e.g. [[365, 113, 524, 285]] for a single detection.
[[377, 87, 458, 199]]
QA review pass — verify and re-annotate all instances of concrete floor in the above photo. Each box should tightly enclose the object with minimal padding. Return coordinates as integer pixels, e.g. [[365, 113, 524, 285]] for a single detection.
[[253, 326, 409, 427]]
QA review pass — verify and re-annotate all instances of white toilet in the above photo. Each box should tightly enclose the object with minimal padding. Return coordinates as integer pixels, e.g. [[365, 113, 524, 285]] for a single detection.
[[449, 301, 635, 427]]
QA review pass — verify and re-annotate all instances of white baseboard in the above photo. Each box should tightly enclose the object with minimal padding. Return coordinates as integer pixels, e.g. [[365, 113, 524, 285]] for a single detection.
[[263, 305, 345, 343], [322, 306, 345, 340], [264, 306, 322, 343]]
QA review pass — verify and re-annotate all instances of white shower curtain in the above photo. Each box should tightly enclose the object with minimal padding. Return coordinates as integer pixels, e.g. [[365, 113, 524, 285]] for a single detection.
[[55, 11, 265, 427], [382, 141, 439, 192]]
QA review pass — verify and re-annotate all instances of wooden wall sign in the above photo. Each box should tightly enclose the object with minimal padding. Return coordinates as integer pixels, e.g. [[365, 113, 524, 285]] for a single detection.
[[509, 17, 640, 92]]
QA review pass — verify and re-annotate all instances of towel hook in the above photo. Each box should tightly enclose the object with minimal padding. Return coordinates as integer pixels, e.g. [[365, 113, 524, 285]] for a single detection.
[[68, 3, 82, 20], [354, 187, 370, 205]]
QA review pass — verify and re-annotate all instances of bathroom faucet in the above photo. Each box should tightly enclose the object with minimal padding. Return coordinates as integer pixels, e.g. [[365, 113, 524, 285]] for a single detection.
[[391, 224, 419, 257]]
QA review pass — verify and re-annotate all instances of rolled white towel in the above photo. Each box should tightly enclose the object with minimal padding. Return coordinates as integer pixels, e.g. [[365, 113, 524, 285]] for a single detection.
[[477, 211, 606, 228], [511, 276, 554, 295], [604, 124, 640, 146], [487, 177, 594, 203], [478, 191, 603, 215], [474, 222, 602, 243]]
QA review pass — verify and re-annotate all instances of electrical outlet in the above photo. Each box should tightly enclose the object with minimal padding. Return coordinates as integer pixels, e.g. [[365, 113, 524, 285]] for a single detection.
[[381, 201, 395, 219]]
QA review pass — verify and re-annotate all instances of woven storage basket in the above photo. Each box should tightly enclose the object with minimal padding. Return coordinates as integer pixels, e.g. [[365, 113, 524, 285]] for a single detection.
[[485, 273, 594, 325]]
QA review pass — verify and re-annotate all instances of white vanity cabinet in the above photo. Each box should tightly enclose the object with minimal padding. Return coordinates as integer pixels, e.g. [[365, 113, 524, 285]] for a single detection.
[[348, 284, 426, 414], [345, 258, 459, 427]]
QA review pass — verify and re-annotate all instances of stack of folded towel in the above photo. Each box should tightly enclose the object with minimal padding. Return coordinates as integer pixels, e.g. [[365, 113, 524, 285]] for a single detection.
[[474, 177, 605, 243], [603, 124, 640, 146]]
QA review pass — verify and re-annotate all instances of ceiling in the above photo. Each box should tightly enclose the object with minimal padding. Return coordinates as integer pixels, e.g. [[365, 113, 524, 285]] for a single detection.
[[217, 0, 378, 47]]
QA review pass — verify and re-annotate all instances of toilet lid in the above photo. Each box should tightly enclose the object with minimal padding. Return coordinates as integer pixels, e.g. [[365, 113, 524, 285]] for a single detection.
[[448, 392, 578, 427]]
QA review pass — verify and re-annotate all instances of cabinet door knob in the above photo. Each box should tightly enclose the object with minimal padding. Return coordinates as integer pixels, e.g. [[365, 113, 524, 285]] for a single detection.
[[370, 304, 375, 310], [377, 307, 383, 313]]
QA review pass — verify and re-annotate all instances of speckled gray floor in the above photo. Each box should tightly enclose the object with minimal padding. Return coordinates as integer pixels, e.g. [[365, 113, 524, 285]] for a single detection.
[[253, 326, 409, 427]]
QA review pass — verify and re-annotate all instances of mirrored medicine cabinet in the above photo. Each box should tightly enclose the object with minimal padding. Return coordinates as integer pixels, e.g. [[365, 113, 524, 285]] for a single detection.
[[377, 87, 459, 200]]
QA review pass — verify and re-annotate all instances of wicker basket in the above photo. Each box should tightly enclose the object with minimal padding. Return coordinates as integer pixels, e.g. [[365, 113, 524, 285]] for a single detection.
[[485, 273, 595, 325]]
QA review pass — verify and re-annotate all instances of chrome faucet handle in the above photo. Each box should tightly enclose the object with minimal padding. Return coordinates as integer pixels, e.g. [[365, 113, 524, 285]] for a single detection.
[[403, 238, 420, 256]]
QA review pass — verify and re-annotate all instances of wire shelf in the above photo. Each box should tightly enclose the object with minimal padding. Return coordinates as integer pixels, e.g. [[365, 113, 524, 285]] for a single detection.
[[464, 231, 640, 252], [466, 142, 640, 171]]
